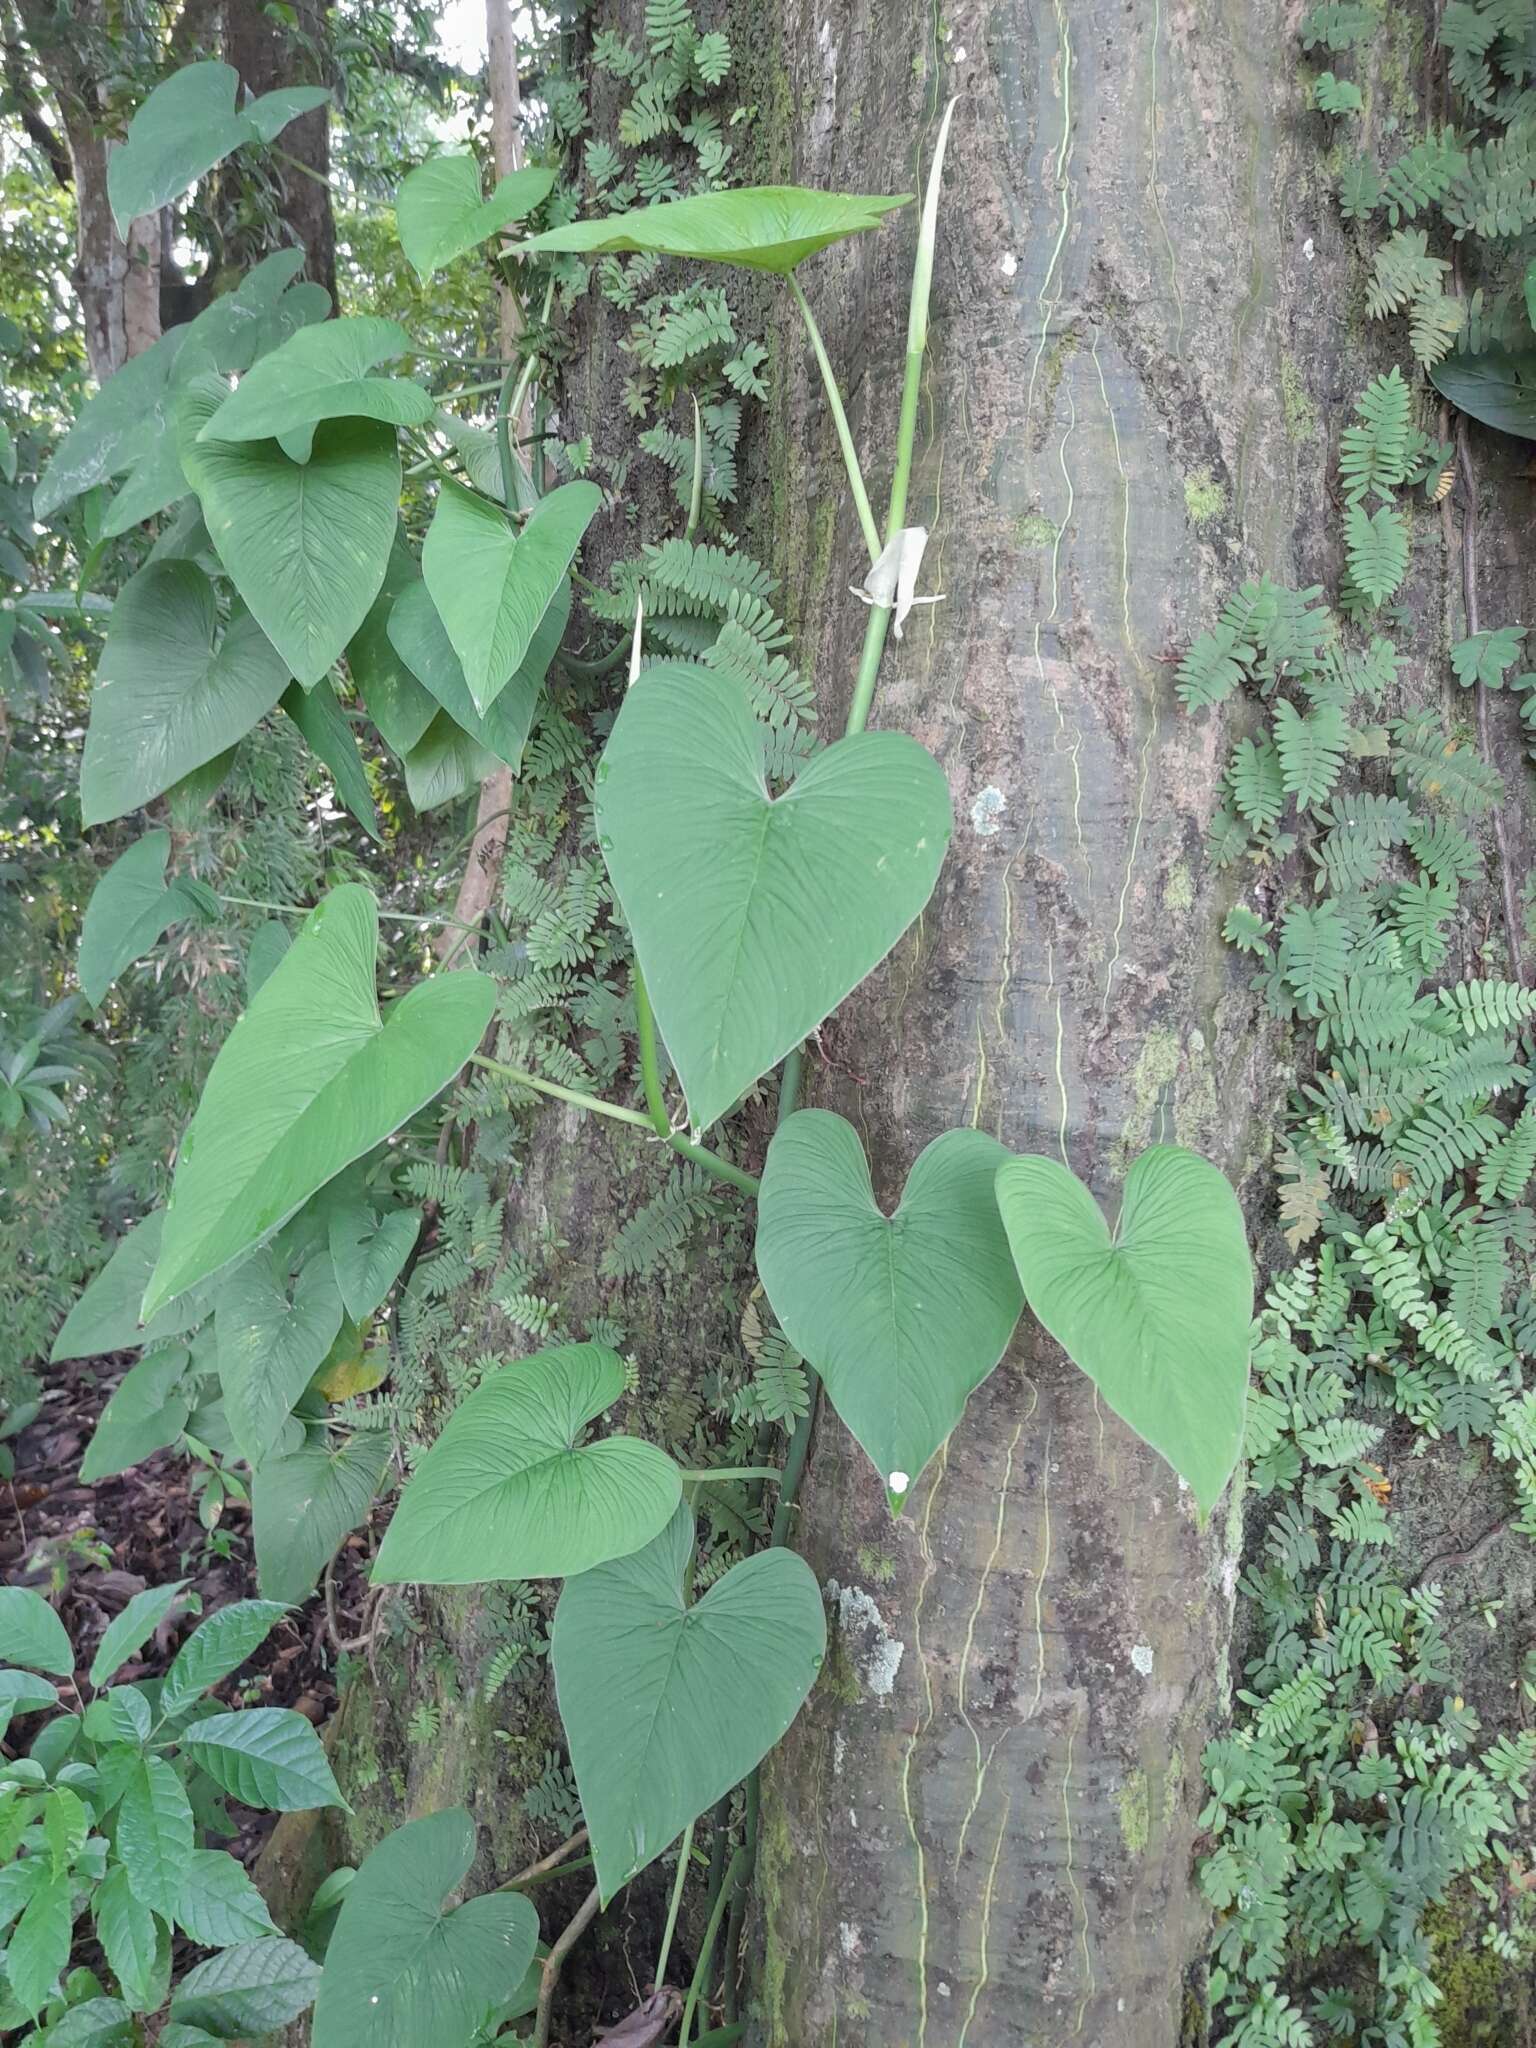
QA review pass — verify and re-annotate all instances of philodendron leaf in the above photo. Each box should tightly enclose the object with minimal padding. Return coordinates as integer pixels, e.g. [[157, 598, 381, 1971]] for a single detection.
[[327, 1202, 420, 1321], [182, 410, 401, 688], [387, 576, 569, 773], [215, 1242, 344, 1467], [253, 1426, 391, 1605], [596, 664, 951, 1132], [142, 885, 495, 1318], [422, 480, 598, 715], [202, 317, 433, 444], [373, 1343, 680, 1584], [396, 155, 556, 280], [310, 1808, 538, 2048], [518, 185, 911, 274], [77, 832, 207, 1006], [107, 62, 330, 232], [553, 1504, 825, 1902], [756, 1111, 1022, 1506], [994, 1145, 1254, 1516], [400, 712, 498, 812], [80, 1348, 192, 1482], [280, 678, 382, 840], [1429, 348, 1536, 441], [169, 1937, 322, 2040], [51, 1212, 207, 1363], [79, 563, 290, 825], [346, 550, 438, 758]]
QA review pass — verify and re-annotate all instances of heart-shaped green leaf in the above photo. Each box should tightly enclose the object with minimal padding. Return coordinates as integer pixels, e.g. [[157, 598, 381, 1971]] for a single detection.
[[401, 712, 498, 811], [756, 1111, 1022, 1504], [215, 1242, 344, 1467], [253, 1426, 391, 1605], [373, 1343, 680, 1584], [518, 186, 911, 274], [80, 1349, 192, 1482], [387, 576, 568, 772], [142, 885, 495, 1319], [1429, 348, 1536, 441], [183, 1707, 345, 1811], [51, 1212, 207, 1364], [202, 317, 433, 444], [396, 156, 556, 280], [107, 63, 329, 233], [327, 1202, 420, 1321], [596, 664, 951, 1132], [994, 1145, 1253, 1516], [310, 1808, 538, 2048], [183, 412, 400, 688], [422, 480, 598, 714], [79, 564, 290, 825], [77, 833, 207, 1006], [553, 1504, 825, 1901]]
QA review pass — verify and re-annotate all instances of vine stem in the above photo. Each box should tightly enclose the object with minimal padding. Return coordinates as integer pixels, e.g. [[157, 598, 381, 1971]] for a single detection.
[[653, 1819, 695, 1991], [787, 274, 881, 565], [531, 1884, 601, 2048], [501, 1825, 589, 1889], [678, 1846, 746, 2044]]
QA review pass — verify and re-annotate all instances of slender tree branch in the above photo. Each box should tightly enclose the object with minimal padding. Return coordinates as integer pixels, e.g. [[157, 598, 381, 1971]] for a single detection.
[[531, 1884, 601, 2048]]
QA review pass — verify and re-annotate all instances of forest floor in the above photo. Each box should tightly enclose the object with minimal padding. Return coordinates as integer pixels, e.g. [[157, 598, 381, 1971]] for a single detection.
[[6, 1356, 363, 1874]]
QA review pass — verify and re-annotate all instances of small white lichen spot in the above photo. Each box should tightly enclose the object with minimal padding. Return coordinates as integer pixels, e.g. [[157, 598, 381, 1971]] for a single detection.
[[1000, 250, 1018, 277], [1131, 1643, 1155, 1678], [1221, 1555, 1241, 1601], [938, 1982, 953, 1999], [826, 1580, 906, 1697], [953, 45, 967, 61], [970, 786, 1007, 837], [839, 1922, 861, 1959], [834, 1730, 847, 1774], [1303, 235, 1316, 261]]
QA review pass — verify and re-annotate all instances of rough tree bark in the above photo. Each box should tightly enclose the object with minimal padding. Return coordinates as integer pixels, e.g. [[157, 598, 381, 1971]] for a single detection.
[[223, 0, 335, 300], [10, 0, 160, 378], [261, 1, 1536, 2042]]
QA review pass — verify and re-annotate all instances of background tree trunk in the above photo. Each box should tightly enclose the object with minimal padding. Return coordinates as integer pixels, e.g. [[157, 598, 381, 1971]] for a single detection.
[[223, 0, 335, 300]]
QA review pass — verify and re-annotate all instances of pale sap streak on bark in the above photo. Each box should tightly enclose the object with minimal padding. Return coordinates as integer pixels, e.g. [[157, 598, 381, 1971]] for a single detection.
[[951, 1414, 1027, 1871], [1061, 1699, 1095, 2033], [1093, 327, 1159, 1026], [897, 1439, 948, 2043], [955, 1788, 1011, 2048], [1027, 1414, 1055, 1720]]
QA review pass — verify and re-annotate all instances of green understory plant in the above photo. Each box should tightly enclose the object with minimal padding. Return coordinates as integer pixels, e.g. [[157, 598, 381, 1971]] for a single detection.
[[1182, 372, 1536, 2046], [0, 1585, 339, 2042], [36, 35, 1259, 2046]]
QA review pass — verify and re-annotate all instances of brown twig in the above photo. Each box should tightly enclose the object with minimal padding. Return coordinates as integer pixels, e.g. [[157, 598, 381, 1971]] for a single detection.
[[1412, 1515, 1509, 1585], [503, 1825, 589, 1889], [532, 1883, 602, 2048]]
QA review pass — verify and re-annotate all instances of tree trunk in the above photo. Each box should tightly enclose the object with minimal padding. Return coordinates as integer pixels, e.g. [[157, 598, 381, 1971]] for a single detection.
[[12, 0, 160, 379], [224, 0, 335, 300]]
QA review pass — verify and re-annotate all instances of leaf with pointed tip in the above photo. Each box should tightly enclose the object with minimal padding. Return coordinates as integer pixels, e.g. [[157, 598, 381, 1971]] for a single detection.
[[33, 328, 184, 520], [373, 1343, 680, 1584], [553, 1505, 825, 1901], [169, 1937, 321, 2039], [396, 156, 556, 280], [6, 1863, 72, 2016], [253, 1427, 392, 1605], [182, 1707, 346, 1812], [173, 1850, 279, 1947], [327, 1203, 420, 1321], [203, 317, 432, 443], [215, 1243, 344, 1468], [310, 1807, 538, 2048], [517, 185, 911, 274], [400, 711, 498, 811], [94, 1866, 160, 2011], [994, 1145, 1253, 1516], [50, 1213, 207, 1364], [143, 886, 494, 1318], [183, 411, 400, 688], [118, 1757, 194, 1917], [1429, 348, 1536, 442], [160, 1600, 288, 1719], [280, 679, 381, 839], [77, 832, 209, 1006], [756, 1112, 1021, 1504], [80, 1349, 192, 1483], [387, 575, 568, 771], [89, 1580, 188, 1687], [0, 1588, 73, 1676], [596, 664, 951, 1132], [422, 480, 598, 714], [79, 562, 291, 825], [345, 548, 437, 756], [107, 62, 329, 232]]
